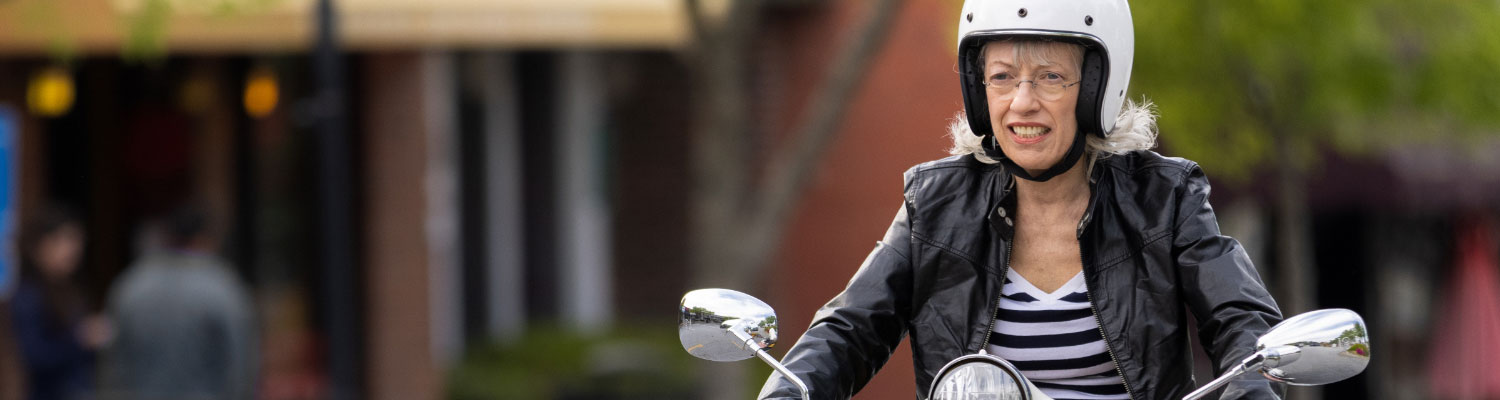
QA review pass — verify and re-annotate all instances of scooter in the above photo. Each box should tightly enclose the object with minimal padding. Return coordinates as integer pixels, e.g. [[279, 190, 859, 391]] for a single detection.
[[678, 288, 1370, 400]]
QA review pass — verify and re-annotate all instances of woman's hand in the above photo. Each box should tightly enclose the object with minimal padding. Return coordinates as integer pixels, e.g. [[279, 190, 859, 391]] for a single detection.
[[77, 314, 113, 350]]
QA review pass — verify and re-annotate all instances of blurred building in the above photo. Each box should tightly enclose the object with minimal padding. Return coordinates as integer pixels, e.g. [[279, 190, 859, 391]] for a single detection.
[[0, 1, 1494, 400], [0, 0, 695, 399]]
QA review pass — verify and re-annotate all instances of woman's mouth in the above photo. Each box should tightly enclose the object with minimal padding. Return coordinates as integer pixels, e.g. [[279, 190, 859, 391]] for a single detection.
[[1008, 125, 1051, 144]]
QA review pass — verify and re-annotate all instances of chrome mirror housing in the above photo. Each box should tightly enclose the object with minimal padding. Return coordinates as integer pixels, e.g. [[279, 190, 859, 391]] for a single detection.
[[678, 289, 808, 400], [1184, 308, 1370, 400], [1254, 308, 1370, 385], [678, 288, 779, 362]]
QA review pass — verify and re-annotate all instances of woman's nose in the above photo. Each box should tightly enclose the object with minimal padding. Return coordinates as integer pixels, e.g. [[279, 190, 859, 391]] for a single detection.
[[1009, 83, 1041, 113]]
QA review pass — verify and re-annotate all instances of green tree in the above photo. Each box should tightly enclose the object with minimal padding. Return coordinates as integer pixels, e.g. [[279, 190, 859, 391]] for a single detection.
[[1338, 323, 1366, 343], [1135, 0, 1500, 177], [8, 0, 283, 63], [1131, 0, 1500, 314]]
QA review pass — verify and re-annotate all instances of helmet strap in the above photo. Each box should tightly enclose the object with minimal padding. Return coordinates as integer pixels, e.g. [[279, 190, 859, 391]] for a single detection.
[[982, 129, 1088, 182]]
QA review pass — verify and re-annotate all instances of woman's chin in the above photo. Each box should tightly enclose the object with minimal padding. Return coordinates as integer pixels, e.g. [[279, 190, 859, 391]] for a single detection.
[[1010, 159, 1057, 173], [1008, 156, 1078, 177]]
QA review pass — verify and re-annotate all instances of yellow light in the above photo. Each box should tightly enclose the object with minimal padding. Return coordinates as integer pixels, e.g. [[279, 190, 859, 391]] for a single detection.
[[27, 67, 74, 118], [244, 69, 278, 118]]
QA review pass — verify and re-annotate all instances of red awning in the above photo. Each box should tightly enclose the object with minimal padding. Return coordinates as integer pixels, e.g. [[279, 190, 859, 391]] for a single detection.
[[1427, 217, 1500, 398]]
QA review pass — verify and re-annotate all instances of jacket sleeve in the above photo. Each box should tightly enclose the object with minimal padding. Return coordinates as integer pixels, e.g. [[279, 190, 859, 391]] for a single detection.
[[1172, 165, 1286, 400], [758, 204, 915, 400]]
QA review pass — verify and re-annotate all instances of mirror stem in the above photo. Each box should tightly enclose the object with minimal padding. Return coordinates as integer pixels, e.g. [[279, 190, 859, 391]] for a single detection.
[[755, 348, 811, 400], [1182, 352, 1265, 400], [727, 324, 810, 400]]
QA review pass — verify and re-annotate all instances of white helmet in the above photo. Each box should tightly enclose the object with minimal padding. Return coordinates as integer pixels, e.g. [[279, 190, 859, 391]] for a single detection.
[[956, 0, 1134, 181]]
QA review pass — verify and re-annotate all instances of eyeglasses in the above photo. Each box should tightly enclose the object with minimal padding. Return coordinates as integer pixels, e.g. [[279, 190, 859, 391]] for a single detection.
[[981, 72, 1081, 101]]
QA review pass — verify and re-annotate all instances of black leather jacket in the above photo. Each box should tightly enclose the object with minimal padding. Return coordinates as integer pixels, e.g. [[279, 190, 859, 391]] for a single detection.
[[759, 151, 1283, 399]]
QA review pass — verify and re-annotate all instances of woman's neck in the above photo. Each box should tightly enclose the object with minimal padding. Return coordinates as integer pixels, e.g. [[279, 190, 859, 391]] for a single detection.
[[1014, 156, 1091, 208]]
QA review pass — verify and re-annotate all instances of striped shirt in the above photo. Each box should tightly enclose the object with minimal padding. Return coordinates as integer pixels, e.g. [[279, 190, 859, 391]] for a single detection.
[[987, 269, 1129, 400]]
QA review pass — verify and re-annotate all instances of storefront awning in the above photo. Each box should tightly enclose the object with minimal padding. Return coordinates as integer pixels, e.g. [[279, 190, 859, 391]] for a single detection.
[[0, 0, 690, 55]]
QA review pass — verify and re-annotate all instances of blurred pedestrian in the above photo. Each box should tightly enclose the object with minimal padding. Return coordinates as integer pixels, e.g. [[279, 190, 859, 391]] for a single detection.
[[1, 302, 25, 400], [101, 205, 255, 400], [8, 205, 109, 400], [0, 302, 24, 400]]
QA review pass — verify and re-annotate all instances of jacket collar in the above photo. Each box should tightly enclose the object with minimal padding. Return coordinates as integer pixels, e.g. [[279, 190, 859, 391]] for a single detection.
[[986, 154, 1110, 241]]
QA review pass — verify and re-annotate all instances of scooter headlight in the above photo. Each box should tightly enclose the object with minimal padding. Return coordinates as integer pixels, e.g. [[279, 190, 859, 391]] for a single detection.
[[928, 354, 1031, 400]]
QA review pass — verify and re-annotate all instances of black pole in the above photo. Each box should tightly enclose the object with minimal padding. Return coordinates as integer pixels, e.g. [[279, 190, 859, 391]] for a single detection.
[[314, 0, 362, 399]]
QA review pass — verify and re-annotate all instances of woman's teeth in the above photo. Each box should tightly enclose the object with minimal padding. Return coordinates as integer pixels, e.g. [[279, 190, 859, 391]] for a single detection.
[[1012, 126, 1050, 138]]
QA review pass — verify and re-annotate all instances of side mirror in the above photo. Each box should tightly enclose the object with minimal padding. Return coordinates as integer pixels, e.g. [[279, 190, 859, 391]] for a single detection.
[[678, 289, 809, 400], [1183, 309, 1370, 400], [1254, 308, 1370, 385], [678, 288, 780, 362]]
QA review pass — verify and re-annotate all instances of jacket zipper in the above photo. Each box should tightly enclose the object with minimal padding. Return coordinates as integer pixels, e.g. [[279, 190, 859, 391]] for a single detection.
[[1080, 245, 1136, 400], [1074, 173, 1132, 399], [978, 240, 1012, 354]]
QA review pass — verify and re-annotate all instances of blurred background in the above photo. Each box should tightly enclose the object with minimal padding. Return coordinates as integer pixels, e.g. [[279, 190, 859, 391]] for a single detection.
[[0, 0, 1496, 399]]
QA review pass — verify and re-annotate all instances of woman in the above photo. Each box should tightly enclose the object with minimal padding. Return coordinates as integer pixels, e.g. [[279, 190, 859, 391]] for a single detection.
[[759, 1, 1282, 399], [9, 206, 109, 400]]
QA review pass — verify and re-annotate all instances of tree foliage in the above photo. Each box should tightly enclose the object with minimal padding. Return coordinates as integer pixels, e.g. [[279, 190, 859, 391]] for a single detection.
[[8, 0, 283, 63], [1131, 0, 1500, 180], [123, 0, 173, 63]]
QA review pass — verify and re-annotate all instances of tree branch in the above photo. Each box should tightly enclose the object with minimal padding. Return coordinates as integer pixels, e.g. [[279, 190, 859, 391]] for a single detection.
[[742, 0, 904, 271], [688, 0, 764, 288], [684, 0, 707, 47], [690, 0, 760, 208]]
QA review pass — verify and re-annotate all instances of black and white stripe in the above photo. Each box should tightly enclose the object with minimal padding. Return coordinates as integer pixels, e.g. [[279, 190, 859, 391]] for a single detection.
[[987, 270, 1129, 400]]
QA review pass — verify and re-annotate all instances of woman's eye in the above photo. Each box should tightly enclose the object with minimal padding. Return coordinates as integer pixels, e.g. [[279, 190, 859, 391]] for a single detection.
[[989, 73, 1013, 82], [1041, 72, 1065, 81]]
